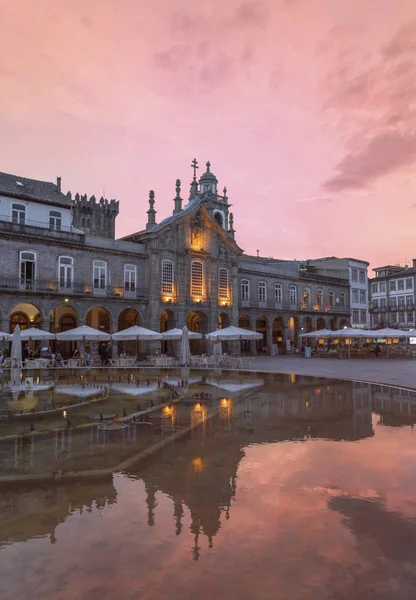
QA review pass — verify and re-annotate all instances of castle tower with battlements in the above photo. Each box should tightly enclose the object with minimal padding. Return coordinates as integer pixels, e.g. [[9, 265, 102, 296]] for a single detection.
[[71, 192, 119, 239]]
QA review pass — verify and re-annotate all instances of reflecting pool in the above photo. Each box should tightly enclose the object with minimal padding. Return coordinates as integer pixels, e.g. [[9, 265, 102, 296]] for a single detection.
[[1, 370, 416, 599]]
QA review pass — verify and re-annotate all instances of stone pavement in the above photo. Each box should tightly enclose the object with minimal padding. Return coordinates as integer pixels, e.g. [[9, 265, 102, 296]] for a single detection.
[[250, 355, 416, 389]]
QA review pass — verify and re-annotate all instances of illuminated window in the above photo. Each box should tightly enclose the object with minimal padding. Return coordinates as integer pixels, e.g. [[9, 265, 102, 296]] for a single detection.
[[191, 260, 204, 297], [258, 282, 266, 303], [316, 288, 323, 306], [241, 279, 250, 301], [218, 268, 228, 299], [161, 260, 174, 294], [303, 287, 311, 306], [275, 283, 282, 304]]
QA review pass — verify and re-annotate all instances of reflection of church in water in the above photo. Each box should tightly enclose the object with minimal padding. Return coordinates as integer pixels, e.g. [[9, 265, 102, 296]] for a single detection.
[[2, 376, 402, 559], [139, 376, 375, 560]]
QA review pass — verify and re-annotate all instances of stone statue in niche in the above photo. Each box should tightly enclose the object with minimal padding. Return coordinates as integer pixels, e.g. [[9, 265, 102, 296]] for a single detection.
[[190, 212, 205, 246]]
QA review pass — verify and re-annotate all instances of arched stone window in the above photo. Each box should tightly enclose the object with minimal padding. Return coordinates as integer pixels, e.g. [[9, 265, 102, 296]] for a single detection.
[[191, 260, 204, 298], [58, 256, 73, 291], [316, 288, 323, 306], [289, 285, 297, 305], [93, 260, 107, 291], [275, 283, 282, 304], [161, 260, 174, 295], [218, 268, 229, 300], [241, 279, 250, 302], [258, 281, 267, 303]]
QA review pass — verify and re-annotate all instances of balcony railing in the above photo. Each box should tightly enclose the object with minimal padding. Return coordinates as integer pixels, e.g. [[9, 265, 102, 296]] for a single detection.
[[0, 278, 148, 301], [238, 299, 350, 313]]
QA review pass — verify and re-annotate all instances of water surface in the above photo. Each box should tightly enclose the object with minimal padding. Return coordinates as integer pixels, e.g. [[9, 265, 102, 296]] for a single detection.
[[1, 373, 416, 599]]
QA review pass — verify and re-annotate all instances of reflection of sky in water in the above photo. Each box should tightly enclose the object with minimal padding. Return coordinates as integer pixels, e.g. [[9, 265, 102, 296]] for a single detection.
[[0, 373, 416, 599]]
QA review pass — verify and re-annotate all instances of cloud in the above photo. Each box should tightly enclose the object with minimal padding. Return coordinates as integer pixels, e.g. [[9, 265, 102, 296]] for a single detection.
[[153, 44, 190, 71], [322, 22, 416, 192], [324, 132, 416, 192], [233, 1, 269, 29]]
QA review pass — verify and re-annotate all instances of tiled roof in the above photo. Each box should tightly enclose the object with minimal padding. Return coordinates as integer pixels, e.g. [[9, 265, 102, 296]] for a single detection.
[[0, 171, 72, 206]]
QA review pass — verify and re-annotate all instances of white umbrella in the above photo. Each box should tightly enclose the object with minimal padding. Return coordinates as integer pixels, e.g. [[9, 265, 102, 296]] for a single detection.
[[11, 325, 22, 367], [328, 327, 372, 338], [206, 326, 263, 341], [11, 325, 22, 368], [20, 327, 56, 340], [180, 326, 191, 365], [112, 325, 162, 341], [368, 327, 410, 338], [56, 325, 110, 341], [0, 331, 11, 341], [212, 340, 223, 357], [161, 328, 202, 340], [300, 329, 334, 338]]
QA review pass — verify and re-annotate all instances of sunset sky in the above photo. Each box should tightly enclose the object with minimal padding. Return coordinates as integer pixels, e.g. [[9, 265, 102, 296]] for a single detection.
[[1, 0, 416, 271]]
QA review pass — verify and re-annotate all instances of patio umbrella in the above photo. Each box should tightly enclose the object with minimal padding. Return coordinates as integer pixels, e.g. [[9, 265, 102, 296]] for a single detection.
[[300, 329, 334, 338], [212, 340, 223, 357], [328, 327, 372, 338], [180, 326, 191, 365], [56, 325, 111, 341], [112, 325, 162, 341], [20, 327, 56, 340], [11, 325, 22, 368], [367, 328, 410, 338], [161, 327, 202, 340], [206, 326, 263, 341]]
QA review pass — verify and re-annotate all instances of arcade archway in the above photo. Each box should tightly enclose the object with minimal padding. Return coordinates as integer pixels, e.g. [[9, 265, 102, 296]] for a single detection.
[[317, 317, 326, 330], [187, 311, 208, 354], [86, 307, 111, 333], [272, 317, 285, 353], [10, 303, 41, 332], [117, 308, 141, 355], [238, 314, 252, 353], [256, 315, 268, 353], [160, 309, 176, 354], [118, 308, 140, 331], [50, 305, 78, 357]]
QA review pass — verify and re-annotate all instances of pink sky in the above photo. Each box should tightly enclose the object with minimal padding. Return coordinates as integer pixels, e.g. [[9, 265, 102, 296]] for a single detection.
[[1, 0, 416, 271]]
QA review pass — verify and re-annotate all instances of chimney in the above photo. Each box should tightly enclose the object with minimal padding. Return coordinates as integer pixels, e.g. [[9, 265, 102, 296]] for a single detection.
[[57, 177, 61, 193], [413, 259, 416, 269]]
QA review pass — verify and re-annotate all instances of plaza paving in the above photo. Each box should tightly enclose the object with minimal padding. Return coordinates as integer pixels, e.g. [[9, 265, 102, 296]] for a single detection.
[[251, 355, 416, 389]]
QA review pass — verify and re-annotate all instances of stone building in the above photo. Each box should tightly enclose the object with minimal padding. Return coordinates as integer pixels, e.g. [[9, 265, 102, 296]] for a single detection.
[[0, 161, 350, 355], [369, 262, 415, 328]]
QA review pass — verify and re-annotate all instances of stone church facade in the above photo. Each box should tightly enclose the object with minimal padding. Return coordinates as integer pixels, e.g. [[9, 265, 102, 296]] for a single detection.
[[0, 162, 350, 354]]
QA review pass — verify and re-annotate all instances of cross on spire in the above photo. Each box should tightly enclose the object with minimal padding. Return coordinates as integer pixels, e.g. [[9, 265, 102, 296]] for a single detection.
[[191, 158, 199, 179]]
